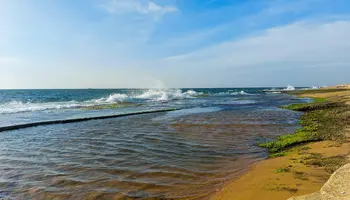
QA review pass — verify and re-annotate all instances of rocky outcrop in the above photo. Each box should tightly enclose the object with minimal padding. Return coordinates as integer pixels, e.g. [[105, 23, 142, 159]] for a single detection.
[[288, 163, 350, 200]]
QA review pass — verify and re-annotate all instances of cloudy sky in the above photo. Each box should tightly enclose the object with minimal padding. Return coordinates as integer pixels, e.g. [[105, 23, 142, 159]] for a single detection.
[[1, 0, 350, 89]]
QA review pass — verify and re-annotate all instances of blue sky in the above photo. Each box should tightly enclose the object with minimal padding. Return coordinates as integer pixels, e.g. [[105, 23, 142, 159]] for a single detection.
[[1, 0, 350, 88]]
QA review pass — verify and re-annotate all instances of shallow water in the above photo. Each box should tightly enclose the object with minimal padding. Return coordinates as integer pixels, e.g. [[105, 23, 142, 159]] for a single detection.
[[0, 88, 305, 199]]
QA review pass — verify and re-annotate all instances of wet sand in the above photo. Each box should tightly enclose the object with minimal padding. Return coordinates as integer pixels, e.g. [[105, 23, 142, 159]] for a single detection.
[[212, 141, 349, 200], [211, 87, 350, 200]]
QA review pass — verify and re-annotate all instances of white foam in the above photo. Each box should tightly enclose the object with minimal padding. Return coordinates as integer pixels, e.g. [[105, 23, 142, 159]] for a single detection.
[[0, 89, 254, 114], [135, 89, 198, 101], [183, 90, 198, 96], [239, 90, 248, 95], [283, 85, 295, 91], [0, 92, 130, 114], [94, 93, 128, 103], [0, 89, 198, 114], [215, 90, 253, 96], [0, 100, 84, 114]]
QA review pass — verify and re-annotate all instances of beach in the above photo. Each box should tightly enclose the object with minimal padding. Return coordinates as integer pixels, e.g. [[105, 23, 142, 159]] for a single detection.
[[0, 87, 348, 199], [4, 0, 350, 199], [0, 88, 306, 199], [212, 87, 350, 200]]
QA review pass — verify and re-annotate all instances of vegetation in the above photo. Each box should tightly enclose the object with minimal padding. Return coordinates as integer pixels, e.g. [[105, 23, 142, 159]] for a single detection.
[[275, 166, 291, 173], [293, 171, 308, 180], [269, 151, 287, 158], [82, 102, 139, 110], [265, 184, 298, 193], [286, 88, 346, 95], [259, 93, 350, 153], [305, 154, 348, 173]]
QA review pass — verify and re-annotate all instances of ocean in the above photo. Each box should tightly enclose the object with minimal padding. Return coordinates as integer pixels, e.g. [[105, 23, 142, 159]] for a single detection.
[[0, 88, 307, 199]]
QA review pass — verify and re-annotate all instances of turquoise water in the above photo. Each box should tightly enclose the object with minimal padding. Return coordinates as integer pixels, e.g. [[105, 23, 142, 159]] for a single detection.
[[0, 88, 306, 199]]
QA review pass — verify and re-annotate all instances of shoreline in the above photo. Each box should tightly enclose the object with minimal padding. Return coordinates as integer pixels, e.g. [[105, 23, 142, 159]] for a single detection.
[[211, 87, 350, 200]]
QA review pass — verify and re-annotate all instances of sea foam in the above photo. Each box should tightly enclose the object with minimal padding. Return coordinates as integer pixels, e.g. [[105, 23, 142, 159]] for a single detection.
[[0, 89, 200, 114], [0, 100, 84, 114], [283, 85, 295, 91]]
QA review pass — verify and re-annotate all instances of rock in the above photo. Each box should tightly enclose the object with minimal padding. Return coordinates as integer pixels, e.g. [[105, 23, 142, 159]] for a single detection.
[[288, 163, 350, 200]]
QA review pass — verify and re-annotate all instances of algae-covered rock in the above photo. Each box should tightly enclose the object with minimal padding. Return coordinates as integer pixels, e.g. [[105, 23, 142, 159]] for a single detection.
[[288, 163, 350, 200], [82, 102, 139, 110]]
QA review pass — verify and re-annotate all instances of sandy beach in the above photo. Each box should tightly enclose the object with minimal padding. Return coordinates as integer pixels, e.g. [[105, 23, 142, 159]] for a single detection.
[[211, 87, 350, 200]]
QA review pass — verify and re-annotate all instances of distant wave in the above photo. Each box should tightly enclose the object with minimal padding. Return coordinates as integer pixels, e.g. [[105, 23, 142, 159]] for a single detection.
[[215, 90, 254, 96]]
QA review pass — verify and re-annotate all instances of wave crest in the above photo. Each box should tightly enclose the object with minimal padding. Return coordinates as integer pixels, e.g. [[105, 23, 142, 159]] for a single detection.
[[0, 100, 83, 114], [94, 93, 128, 103], [215, 90, 253, 96], [135, 89, 198, 101], [283, 85, 295, 91]]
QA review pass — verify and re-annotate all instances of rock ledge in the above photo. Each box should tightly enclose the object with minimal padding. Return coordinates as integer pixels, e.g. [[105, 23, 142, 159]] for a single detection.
[[288, 163, 350, 200]]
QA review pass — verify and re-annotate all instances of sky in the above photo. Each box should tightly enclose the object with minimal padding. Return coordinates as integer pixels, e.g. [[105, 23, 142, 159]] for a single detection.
[[1, 0, 350, 89]]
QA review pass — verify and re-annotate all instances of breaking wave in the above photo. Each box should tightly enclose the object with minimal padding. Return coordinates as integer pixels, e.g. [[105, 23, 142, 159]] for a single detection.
[[215, 90, 253, 96], [0, 89, 201, 114], [283, 85, 295, 91], [93, 93, 129, 103], [134, 89, 204, 101], [0, 89, 258, 114], [0, 100, 86, 114]]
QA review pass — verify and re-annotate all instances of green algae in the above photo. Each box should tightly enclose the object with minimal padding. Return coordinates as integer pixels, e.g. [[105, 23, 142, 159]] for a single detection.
[[259, 95, 350, 154], [275, 166, 291, 173], [82, 102, 140, 110]]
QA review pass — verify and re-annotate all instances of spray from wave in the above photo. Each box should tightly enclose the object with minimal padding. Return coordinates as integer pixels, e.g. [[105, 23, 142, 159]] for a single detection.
[[283, 85, 295, 91], [93, 93, 129, 103], [135, 89, 203, 101]]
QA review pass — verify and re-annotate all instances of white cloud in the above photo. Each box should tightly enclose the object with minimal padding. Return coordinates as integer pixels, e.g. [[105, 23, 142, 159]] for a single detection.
[[101, 0, 178, 16], [144, 19, 350, 87], [164, 20, 350, 68]]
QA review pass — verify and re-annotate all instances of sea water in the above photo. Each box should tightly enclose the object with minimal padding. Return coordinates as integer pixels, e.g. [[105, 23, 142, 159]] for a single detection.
[[0, 88, 306, 199]]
